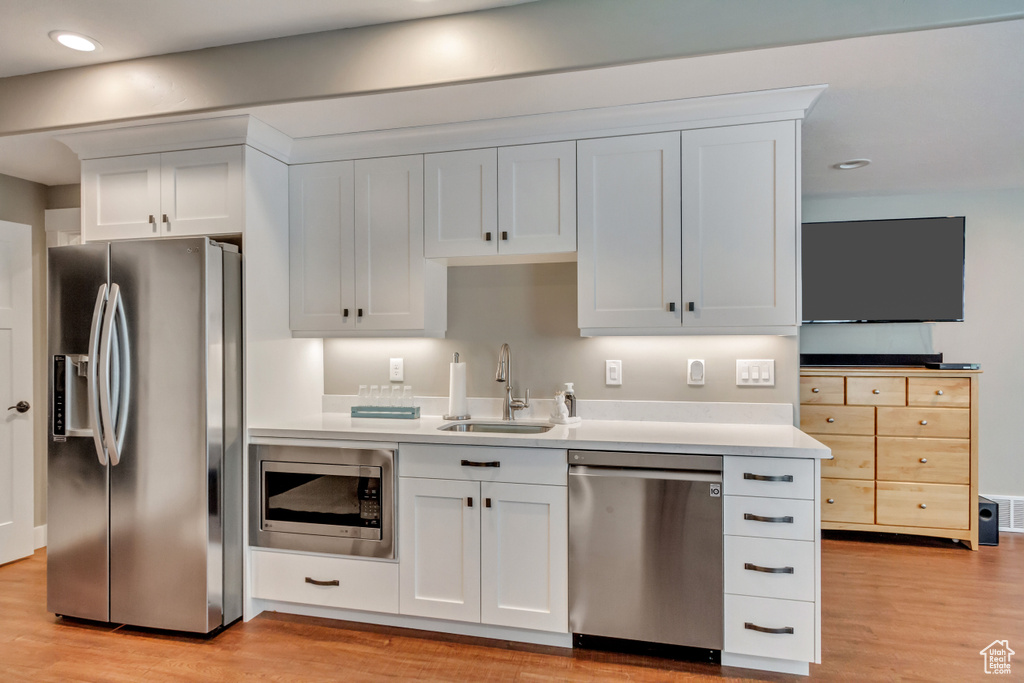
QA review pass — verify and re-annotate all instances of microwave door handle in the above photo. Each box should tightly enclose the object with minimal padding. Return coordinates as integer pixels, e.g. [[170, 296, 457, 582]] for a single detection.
[[87, 283, 108, 466], [111, 289, 130, 458], [98, 284, 121, 466]]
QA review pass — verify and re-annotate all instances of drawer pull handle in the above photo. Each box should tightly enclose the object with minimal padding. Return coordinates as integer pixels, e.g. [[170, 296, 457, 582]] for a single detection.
[[936, 389, 944, 395], [827, 498, 835, 504], [873, 389, 881, 394], [920, 458, 928, 464], [501, 231, 508, 241], [920, 420, 928, 426], [461, 459, 501, 468], [811, 388, 820, 393], [357, 308, 363, 317], [668, 302, 676, 312], [305, 577, 339, 587], [826, 417, 835, 423], [744, 473, 794, 483], [467, 496, 474, 508], [744, 513, 794, 524], [919, 503, 927, 509], [485, 498, 492, 508], [485, 232, 492, 241], [744, 562, 794, 574], [744, 622, 794, 635]]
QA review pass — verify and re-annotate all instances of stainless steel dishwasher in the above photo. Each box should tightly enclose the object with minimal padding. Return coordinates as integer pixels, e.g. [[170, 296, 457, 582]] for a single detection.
[[568, 450, 723, 651]]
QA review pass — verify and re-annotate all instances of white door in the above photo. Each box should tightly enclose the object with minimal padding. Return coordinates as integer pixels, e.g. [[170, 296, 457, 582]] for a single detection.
[[577, 132, 682, 329], [424, 148, 498, 259], [399, 477, 480, 623], [81, 153, 162, 242], [160, 146, 244, 237], [0, 221, 34, 565], [354, 155, 426, 331], [480, 482, 568, 632], [680, 121, 798, 328], [498, 141, 577, 256], [289, 161, 356, 332]]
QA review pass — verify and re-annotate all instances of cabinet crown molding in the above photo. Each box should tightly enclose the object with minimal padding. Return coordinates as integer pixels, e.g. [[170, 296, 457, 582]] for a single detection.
[[56, 115, 293, 162]]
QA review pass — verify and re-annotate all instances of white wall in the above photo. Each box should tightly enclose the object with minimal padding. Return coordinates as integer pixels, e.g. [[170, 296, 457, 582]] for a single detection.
[[802, 188, 1024, 497]]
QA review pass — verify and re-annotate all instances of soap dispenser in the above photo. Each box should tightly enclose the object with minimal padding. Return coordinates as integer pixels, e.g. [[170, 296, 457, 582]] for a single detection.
[[563, 382, 577, 418]]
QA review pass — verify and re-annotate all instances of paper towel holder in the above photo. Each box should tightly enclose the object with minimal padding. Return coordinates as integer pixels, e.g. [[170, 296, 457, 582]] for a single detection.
[[444, 352, 472, 421]]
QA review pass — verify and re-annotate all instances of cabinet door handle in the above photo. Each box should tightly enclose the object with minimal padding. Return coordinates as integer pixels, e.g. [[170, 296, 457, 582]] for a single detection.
[[485, 498, 492, 508], [149, 214, 157, 232], [501, 231, 508, 241], [467, 497, 473, 508], [936, 389, 944, 396], [744, 622, 794, 635], [919, 503, 927, 509], [920, 458, 928, 464], [744, 513, 794, 524], [162, 213, 170, 231], [357, 308, 363, 318], [920, 420, 928, 426], [485, 232, 492, 241], [343, 308, 349, 317], [686, 302, 695, 312], [461, 459, 500, 468], [811, 388, 820, 393], [826, 417, 835, 423], [873, 389, 881, 394], [744, 562, 794, 574], [827, 498, 835, 504], [304, 577, 339, 587], [743, 473, 794, 483], [668, 302, 676, 312]]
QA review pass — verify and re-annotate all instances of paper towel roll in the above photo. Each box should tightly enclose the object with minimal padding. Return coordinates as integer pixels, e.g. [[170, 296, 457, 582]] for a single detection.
[[447, 362, 469, 419]]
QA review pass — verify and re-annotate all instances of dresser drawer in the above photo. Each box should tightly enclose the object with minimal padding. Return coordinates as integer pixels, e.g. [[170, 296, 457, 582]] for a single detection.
[[800, 405, 875, 436], [908, 378, 971, 407], [724, 496, 815, 541], [399, 444, 566, 485], [815, 434, 874, 479], [821, 478, 874, 524], [724, 536, 815, 602], [876, 407, 970, 438], [876, 482, 970, 529], [846, 376, 906, 406], [876, 437, 970, 484], [251, 549, 399, 613], [724, 457, 814, 500], [724, 595, 815, 662], [800, 376, 844, 404]]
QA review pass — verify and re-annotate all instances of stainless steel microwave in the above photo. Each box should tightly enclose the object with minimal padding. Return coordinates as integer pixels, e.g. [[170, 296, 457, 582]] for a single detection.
[[249, 441, 395, 559]]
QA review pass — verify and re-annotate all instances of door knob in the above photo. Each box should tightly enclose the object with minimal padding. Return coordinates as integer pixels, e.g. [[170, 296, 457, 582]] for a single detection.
[[7, 401, 30, 414]]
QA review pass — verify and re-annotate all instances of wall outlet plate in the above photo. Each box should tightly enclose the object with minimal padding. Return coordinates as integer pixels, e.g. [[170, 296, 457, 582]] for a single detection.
[[605, 360, 622, 386], [389, 357, 404, 382], [736, 359, 774, 386], [687, 359, 705, 385]]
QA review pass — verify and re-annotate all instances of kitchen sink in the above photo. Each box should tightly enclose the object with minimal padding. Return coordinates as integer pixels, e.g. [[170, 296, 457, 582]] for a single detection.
[[438, 421, 553, 434]]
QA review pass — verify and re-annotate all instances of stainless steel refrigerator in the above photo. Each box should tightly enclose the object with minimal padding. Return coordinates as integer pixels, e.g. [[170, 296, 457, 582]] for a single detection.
[[47, 237, 242, 634]]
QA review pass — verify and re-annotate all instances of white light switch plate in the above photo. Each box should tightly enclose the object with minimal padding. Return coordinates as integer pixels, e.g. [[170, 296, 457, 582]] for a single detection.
[[606, 360, 622, 386], [390, 358, 404, 382], [736, 359, 774, 386], [687, 359, 705, 386]]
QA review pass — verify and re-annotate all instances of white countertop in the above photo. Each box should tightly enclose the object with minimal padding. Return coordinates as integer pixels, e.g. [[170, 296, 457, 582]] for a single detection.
[[249, 413, 831, 459]]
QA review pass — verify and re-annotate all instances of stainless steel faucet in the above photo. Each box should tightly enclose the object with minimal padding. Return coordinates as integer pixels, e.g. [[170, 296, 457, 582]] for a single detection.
[[495, 343, 529, 420]]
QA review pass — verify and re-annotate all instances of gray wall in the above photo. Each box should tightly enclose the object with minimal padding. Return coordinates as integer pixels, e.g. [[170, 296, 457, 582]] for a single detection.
[[325, 263, 800, 407], [0, 173, 48, 527], [801, 188, 1024, 497]]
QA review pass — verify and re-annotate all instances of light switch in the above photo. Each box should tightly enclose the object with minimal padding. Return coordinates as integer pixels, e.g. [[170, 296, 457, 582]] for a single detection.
[[736, 359, 775, 386], [606, 360, 622, 386]]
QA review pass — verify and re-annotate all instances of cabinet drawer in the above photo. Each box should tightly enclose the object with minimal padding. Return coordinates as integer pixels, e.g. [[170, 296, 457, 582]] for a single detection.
[[846, 376, 906, 406], [724, 536, 814, 602], [876, 437, 970, 484], [724, 594, 815, 662], [876, 407, 970, 438], [815, 434, 874, 480], [908, 378, 971, 408], [399, 444, 566, 485], [724, 496, 814, 541], [724, 457, 814, 500], [251, 549, 399, 613], [876, 482, 970, 529], [799, 376, 844, 405], [821, 478, 875, 524], [800, 405, 875, 436]]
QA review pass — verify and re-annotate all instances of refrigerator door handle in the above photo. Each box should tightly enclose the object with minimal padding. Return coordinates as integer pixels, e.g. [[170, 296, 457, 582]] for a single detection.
[[112, 287, 131, 461], [87, 284, 108, 466], [98, 283, 125, 466]]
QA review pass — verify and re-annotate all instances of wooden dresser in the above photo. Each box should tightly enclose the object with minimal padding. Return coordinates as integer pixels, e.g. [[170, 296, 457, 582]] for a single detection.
[[800, 367, 980, 549]]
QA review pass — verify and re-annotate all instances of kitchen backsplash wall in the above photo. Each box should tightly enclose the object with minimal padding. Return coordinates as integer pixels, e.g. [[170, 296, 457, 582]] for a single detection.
[[324, 262, 799, 407]]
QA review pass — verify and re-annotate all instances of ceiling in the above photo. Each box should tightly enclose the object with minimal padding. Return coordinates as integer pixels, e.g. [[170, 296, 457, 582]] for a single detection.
[[0, 0, 538, 78], [0, 9, 1021, 199]]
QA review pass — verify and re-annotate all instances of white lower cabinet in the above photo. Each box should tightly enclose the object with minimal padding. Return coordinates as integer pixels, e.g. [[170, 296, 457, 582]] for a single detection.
[[724, 594, 815, 662]]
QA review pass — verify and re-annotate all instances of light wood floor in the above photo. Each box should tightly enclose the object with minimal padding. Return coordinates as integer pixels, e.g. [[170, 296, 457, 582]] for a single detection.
[[1, 533, 1021, 681]]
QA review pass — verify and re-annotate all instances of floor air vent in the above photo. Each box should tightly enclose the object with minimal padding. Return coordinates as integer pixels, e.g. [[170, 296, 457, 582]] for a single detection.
[[984, 495, 1024, 533]]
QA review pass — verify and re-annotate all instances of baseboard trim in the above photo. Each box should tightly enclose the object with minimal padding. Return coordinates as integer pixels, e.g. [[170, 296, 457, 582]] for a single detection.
[[34, 525, 46, 550]]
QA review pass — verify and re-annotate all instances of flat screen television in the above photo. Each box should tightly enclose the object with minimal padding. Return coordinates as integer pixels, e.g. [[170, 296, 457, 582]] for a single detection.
[[801, 216, 965, 323]]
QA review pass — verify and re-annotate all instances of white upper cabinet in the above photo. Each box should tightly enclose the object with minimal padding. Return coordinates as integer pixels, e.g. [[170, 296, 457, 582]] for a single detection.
[[577, 132, 682, 329], [425, 142, 577, 261], [82, 146, 243, 242], [290, 155, 447, 337]]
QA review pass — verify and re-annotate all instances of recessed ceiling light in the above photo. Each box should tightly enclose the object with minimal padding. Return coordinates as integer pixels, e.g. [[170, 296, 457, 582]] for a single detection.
[[49, 30, 101, 52], [833, 159, 871, 170]]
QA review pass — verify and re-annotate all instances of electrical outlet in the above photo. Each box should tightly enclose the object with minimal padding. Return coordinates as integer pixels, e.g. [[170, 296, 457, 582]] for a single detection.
[[605, 360, 622, 386], [389, 358, 404, 382], [736, 359, 774, 386], [687, 359, 705, 386]]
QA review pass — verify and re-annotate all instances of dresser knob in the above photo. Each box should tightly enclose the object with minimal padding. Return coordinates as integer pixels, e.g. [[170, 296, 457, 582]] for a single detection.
[[826, 417, 835, 423], [873, 389, 881, 394], [919, 503, 927, 509], [827, 498, 835, 504], [920, 458, 928, 464], [936, 390, 944, 396], [920, 420, 928, 426], [812, 388, 820, 393]]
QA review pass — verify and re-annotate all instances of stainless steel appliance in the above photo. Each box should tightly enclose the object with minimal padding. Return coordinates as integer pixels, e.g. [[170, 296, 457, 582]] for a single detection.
[[250, 442, 395, 558], [568, 450, 724, 650], [47, 238, 242, 634]]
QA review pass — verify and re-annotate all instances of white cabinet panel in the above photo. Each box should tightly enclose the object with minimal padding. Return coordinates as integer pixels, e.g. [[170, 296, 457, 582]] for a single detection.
[[82, 153, 162, 241], [497, 142, 576, 256], [398, 444, 567, 486], [424, 148, 498, 258], [577, 132, 681, 329], [399, 477, 480, 623], [724, 496, 815, 541], [724, 536, 815, 602], [724, 456, 815, 500], [680, 121, 797, 328], [724, 594, 815, 662], [251, 549, 399, 613], [480, 482, 568, 632]]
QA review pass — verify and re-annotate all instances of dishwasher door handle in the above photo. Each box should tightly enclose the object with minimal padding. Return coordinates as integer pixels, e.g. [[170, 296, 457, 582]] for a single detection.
[[743, 513, 794, 524], [570, 466, 721, 483]]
